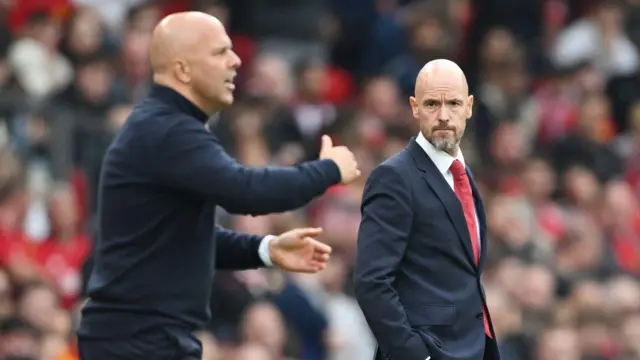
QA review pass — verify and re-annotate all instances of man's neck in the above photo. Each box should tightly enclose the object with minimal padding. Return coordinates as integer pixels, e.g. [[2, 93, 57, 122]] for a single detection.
[[153, 76, 220, 115]]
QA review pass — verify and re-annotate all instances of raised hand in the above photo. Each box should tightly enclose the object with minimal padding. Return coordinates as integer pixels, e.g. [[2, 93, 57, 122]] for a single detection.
[[319, 135, 361, 184]]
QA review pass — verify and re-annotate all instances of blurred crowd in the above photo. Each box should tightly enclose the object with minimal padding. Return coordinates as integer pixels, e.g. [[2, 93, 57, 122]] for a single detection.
[[0, 0, 640, 359]]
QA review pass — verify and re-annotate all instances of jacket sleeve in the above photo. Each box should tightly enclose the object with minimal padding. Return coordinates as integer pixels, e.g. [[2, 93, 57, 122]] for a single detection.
[[214, 226, 265, 270], [150, 118, 342, 216], [354, 164, 431, 360]]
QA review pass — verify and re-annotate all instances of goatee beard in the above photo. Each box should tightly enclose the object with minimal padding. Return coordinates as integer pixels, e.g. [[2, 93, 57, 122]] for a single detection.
[[429, 137, 459, 154]]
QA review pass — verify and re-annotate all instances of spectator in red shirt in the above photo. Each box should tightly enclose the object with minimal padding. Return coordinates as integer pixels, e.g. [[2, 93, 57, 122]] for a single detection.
[[35, 184, 90, 309]]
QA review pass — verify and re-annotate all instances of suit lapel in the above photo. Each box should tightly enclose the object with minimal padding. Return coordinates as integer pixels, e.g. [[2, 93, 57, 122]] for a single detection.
[[467, 170, 488, 271], [407, 140, 477, 268]]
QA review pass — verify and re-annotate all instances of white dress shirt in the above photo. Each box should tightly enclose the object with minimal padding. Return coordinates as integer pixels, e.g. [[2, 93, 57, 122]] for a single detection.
[[415, 133, 481, 246]]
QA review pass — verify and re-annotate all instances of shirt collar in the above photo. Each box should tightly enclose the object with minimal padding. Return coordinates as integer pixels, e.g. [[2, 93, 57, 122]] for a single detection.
[[415, 132, 465, 175], [148, 83, 210, 123]]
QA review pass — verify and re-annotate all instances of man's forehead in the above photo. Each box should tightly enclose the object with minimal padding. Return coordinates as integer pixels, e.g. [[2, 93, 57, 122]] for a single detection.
[[419, 82, 467, 97], [416, 75, 468, 98]]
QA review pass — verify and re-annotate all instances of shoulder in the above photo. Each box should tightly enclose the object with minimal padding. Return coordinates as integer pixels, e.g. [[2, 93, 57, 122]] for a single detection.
[[365, 151, 413, 192], [381, 147, 413, 168], [370, 149, 412, 180], [120, 99, 209, 146]]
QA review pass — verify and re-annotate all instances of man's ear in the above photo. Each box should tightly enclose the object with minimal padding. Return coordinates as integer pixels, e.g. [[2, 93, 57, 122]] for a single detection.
[[466, 95, 474, 119], [409, 96, 419, 118], [174, 60, 191, 84]]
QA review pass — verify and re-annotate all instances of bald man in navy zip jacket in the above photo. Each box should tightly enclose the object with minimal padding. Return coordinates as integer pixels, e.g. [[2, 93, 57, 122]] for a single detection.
[[77, 12, 360, 360]]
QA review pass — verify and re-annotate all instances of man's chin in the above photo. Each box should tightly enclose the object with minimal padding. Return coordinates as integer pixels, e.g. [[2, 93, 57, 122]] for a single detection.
[[218, 94, 235, 107], [430, 137, 459, 153]]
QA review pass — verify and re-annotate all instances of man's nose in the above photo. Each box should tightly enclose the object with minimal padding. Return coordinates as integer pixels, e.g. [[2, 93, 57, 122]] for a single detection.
[[438, 105, 450, 121], [230, 50, 242, 69]]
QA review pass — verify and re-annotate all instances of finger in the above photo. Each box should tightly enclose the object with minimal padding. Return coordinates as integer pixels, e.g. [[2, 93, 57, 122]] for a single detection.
[[297, 262, 325, 273], [321, 135, 333, 151], [289, 227, 324, 238], [308, 238, 332, 254], [313, 252, 330, 262], [307, 261, 327, 272]]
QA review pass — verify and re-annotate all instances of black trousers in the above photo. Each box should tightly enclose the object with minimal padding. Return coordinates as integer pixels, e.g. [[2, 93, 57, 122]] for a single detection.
[[77, 328, 202, 360]]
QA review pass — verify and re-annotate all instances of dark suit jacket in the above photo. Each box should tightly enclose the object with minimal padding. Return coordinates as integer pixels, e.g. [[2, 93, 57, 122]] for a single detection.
[[354, 139, 501, 360]]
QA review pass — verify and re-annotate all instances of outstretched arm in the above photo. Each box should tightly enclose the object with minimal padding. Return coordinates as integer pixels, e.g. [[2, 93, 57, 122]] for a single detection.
[[152, 119, 342, 216]]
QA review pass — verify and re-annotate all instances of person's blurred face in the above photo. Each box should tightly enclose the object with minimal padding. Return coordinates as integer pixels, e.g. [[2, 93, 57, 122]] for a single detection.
[[0, 269, 13, 318], [515, 266, 555, 310], [363, 77, 401, 122], [522, 159, 555, 200], [606, 276, 640, 315], [246, 55, 292, 101], [129, 5, 160, 33], [319, 258, 347, 293], [410, 66, 472, 154], [490, 123, 527, 166], [18, 286, 59, 332], [47, 188, 78, 234], [596, 4, 623, 32], [491, 257, 525, 294], [578, 321, 611, 357], [481, 28, 514, 63], [234, 344, 273, 360], [568, 282, 605, 313], [629, 101, 640, 133], [299, 65, 326, 101], [187, 21, 241, 109], [68, 8, 102, 55], [77, 61, 112, 103], [485, 288, 522, 336], [34, 22, 61, 50], [0, 331, 39, 360], [232, 108, 263, 139], [579, 94, 610, 136], [411, 18, 444, 54], [563, 167, 599, 206], [536, 328, 580, 360], [620, 314, 640, 356], [241, 303, 285, 355]]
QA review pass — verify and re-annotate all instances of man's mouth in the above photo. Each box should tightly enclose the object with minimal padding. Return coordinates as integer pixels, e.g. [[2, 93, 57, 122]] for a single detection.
[[225, 75, 236, 90]]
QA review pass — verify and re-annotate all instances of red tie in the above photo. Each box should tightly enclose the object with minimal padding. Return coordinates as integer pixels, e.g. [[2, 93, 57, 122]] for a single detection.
[[449, 160, 492, 338]]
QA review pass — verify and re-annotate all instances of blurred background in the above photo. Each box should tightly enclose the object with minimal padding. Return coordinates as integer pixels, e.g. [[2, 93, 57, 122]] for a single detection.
[[0, 0, 640, 359]]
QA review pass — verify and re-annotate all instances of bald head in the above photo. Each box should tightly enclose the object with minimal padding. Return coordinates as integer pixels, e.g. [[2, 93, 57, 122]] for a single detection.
[[414, 59, 468, 97], [150, 12, 224, 75], [148, 11, 241, 114]]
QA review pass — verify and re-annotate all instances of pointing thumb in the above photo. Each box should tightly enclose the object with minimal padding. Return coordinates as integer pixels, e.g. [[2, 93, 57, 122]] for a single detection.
[[321, 135, 333, 151]]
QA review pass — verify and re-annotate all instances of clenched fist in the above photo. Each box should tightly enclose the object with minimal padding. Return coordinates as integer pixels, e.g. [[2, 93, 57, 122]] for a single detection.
[[319, 135, 360, 184]]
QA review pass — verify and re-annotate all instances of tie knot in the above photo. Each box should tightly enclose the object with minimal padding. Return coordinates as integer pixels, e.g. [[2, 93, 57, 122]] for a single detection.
[[450, 160, 466, 179]]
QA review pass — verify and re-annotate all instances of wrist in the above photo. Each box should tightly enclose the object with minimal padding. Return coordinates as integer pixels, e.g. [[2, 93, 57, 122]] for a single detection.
[[319, 158, 342, 185], [259, 235, 277, 267]]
